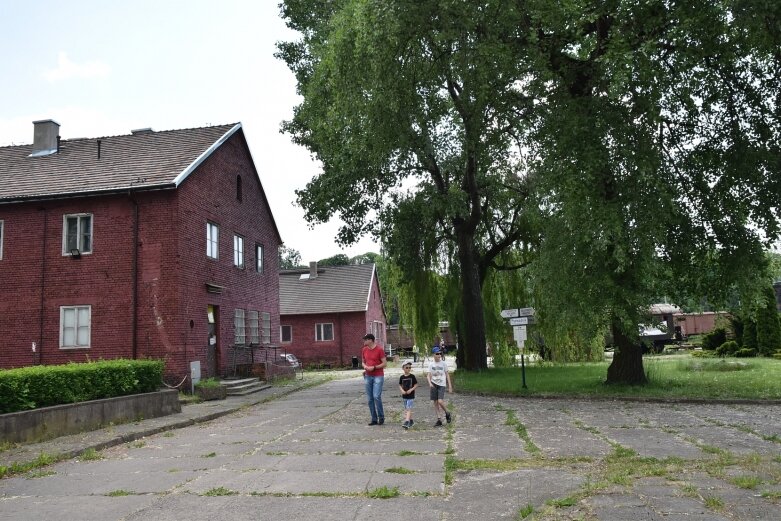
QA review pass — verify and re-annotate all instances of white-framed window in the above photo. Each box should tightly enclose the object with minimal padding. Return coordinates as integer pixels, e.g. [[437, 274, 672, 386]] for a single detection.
[[234, 308, 246, 345], [248, 310, 259, 344], [62, 214, 92, 255], [281, 325, 292, 343], [316, 323, 334, 342], [207, 222, 219, 259], [60, 305, 91, 348], [0, 220, 4, 260], [261, 312, 271, 344], [372, 321, 383, 343], [234, 234, 244, 268], [255, 244, 264, 273]]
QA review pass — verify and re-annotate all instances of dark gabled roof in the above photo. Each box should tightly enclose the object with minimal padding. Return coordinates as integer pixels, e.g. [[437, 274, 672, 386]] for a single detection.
[[0, 123, 239, 203], [279, 263, 378, 315]]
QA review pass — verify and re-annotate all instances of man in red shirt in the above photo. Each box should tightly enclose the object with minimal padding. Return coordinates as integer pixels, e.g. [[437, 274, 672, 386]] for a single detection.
[[361, 333, 386, 425]]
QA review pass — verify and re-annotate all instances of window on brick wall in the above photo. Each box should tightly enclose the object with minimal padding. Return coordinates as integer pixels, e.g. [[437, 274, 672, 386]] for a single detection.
[[247, 310, 259, 345], [261, 312, 271, 344], [281, 325, 292, 343], [316, 323, 334, 342], [255, 243, 264, 273], [207, 222, 219, 259], [63, 214, 92, 255], [234, 309, 246, 345], [233, 234, 245, 268], [60, 305, 91, 348], [0, 220, 4, 260]]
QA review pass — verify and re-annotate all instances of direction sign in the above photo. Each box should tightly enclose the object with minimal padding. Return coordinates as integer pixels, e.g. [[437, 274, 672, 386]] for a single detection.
[[513, 325, 527, 343], [509, 316, 535, 326], [518, 307, 535, 317], [500, 309, 519, 318]]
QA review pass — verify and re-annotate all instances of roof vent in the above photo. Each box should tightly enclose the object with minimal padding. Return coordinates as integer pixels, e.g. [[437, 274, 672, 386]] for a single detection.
[[30, 119, 60, 157], [131, 128, 154, 135]]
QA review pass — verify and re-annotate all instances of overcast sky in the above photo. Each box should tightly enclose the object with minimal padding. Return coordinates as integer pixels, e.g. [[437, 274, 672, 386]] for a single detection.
[[0, 0, 380, 263]]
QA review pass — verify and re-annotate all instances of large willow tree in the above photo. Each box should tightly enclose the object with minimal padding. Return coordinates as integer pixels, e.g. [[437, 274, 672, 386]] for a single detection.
[[278, 0, 780, 380], [278, 1, 536, 370]]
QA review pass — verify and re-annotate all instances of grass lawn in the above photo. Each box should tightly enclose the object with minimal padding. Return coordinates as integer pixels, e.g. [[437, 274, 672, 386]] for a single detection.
[[453, 355, 781, 400]]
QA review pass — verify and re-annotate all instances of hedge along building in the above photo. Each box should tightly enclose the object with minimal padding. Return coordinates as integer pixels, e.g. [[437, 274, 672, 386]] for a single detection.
[[0, 120, 282, 381], [279, 263, 387, 367]]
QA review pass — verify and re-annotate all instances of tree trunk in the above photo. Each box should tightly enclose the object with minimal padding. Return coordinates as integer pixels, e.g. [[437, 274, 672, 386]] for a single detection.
[[456, 231, 488, 371], [605, 319, 647, 385]]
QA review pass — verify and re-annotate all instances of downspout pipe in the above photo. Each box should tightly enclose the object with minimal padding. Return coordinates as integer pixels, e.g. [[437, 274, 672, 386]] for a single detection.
[[37, 207, 48, 364], [129, 192, 139, 359]]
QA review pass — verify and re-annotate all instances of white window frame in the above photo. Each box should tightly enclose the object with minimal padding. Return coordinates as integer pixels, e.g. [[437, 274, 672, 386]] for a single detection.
[[261, 312, 271, 344], [60, 305, 91, 349], [62, 214, 93, 255], [316, 322, 334, 342], [234, 234, 245, 268], [280, 325, 292, 343], [234, 308, 246, 345], [207, 222, 219, 259], [248, 310, 259, 345], [255, 243, 264, 273], [0, 220, 4, 260]]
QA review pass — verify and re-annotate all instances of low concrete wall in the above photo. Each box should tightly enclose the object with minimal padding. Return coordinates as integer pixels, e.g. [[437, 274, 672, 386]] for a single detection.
[[0, 389, 181, 444]]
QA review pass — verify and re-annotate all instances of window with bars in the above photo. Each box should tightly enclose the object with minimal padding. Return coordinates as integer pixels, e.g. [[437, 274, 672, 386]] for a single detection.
[[60, 305, 91, 348], [234, 309, 246, 345], [248, 310, 259, 344]]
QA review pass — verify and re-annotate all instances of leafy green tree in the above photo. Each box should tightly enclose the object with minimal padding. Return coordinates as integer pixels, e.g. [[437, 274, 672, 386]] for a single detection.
[[756, 287, 781, 355], [278, 0, 781, 380], [278, 0, 535, 370], [527, 1, 780, 383], [278, 246, 303, 270], [317, 254, 350, 266]]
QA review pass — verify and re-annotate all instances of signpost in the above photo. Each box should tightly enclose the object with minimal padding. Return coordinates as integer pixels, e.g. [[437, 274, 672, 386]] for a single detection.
[[502, 307, 535, 389]]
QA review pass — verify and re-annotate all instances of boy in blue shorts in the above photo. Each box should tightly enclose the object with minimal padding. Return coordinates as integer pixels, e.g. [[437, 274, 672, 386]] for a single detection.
[[398, 361, 418, 429]]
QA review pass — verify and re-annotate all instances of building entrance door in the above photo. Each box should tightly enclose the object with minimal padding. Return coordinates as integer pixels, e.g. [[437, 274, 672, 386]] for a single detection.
[[207, 305, 219, 377]]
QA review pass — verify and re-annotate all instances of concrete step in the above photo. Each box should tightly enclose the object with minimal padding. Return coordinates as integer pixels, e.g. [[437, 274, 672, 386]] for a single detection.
[[220, 378, 270, 396]]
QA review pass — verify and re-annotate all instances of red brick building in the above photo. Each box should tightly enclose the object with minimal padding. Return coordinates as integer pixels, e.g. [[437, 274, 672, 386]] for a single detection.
[[279, 263, 386, 367], [0, 120, 282, 381]]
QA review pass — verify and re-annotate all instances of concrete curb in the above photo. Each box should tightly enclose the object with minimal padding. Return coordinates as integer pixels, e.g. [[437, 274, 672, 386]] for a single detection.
[[458, 390, 781, 406]]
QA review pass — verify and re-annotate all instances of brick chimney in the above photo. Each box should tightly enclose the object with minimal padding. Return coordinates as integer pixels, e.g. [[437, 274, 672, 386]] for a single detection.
[[30, 119, 60, 157], [309, 261, 318, 279]]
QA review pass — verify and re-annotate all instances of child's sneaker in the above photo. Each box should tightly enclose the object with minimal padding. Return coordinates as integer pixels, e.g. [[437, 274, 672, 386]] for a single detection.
[[409, 419, 414, 427], [434, 419, 443, 427], [402, 421, 410, 429], [445, 411, 452, 423]]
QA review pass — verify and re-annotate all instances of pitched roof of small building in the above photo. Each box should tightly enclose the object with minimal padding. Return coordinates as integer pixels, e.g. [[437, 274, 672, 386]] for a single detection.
[[0, 123, 239, 203], [280, 263, 380, 315]]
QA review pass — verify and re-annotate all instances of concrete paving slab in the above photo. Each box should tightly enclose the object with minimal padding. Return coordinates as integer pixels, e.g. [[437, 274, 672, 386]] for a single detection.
[[367, 470, 445, 494], [0, 470, 198, 497], [600, 427, 705, 459], [453, 427, 527, 459], [0, 495, 159, 521]]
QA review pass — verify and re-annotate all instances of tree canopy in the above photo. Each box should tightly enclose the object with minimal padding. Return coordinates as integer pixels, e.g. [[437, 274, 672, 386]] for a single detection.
[[278, 0, 781, 380]]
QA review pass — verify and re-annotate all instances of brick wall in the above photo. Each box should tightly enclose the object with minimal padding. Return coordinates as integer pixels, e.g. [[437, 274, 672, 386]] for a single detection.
[[0, 129, 282, 380], [0, 196, 136, 368]]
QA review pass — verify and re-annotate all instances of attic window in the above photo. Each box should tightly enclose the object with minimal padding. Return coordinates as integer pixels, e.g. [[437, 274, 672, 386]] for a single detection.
[[236, 175, 242, 202]]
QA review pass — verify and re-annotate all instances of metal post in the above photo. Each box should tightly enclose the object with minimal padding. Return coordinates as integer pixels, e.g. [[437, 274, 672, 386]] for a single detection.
[[521, 351, 527, 389]]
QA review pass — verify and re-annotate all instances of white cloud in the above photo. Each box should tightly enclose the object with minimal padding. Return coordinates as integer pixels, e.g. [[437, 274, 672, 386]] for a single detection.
[[42, 51, 110, 82]]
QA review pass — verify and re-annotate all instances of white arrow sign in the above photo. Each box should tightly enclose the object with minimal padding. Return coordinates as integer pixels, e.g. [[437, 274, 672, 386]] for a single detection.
[[518, 307, 535, 317], [509, 317, 533, 326], [500, 309, 519, 318]]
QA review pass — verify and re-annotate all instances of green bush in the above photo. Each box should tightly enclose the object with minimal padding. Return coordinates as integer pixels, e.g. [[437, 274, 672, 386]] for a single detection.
[[691, 350, 715, 358], [716, 341, 739, 357], [194, 377, 222, 388], [0, 359, 163, 414], [734, 348, 757, 358], [491, 342, 519, 368], [702, 328, 727, 351]]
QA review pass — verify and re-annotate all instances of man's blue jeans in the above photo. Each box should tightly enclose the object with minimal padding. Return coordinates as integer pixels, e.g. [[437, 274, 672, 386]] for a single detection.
[[364, 375, 384, 422]]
